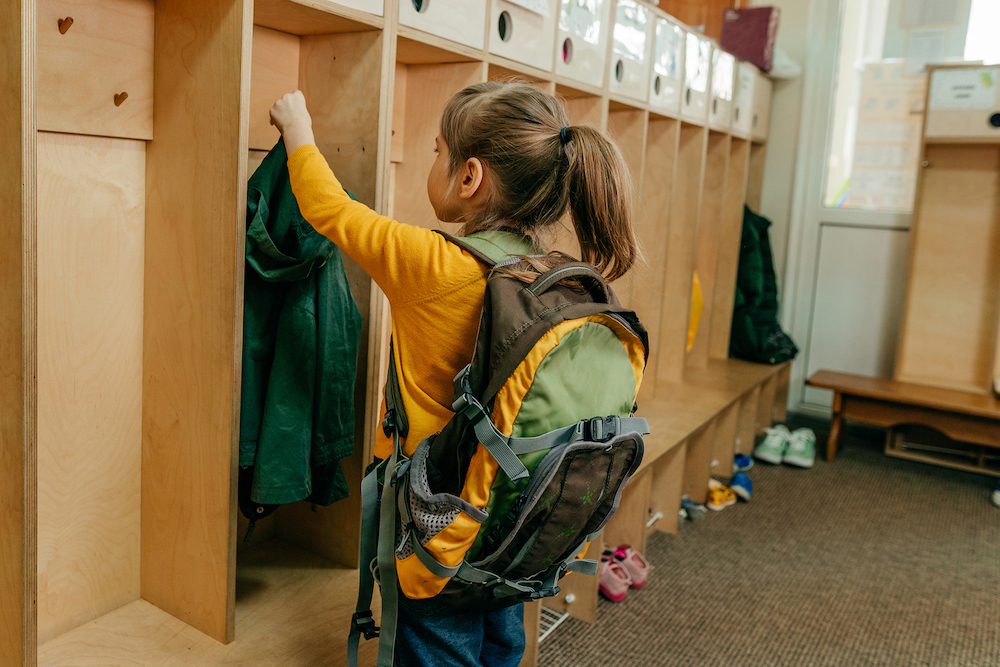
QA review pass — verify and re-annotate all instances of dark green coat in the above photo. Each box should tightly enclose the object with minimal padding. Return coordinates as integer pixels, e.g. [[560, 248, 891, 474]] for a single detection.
[[240, 140, 362, 506], [729, 206, 798, 365]]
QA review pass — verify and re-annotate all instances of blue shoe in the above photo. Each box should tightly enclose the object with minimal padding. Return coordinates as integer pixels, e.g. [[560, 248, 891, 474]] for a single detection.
[[730, 472, 752, 501], [733, 454, 754, 473], [680, 496, 707, 521]]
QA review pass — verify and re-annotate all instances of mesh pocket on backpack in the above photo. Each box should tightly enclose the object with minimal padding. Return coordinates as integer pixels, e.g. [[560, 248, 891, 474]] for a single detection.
[[396, 437, 489, 559]]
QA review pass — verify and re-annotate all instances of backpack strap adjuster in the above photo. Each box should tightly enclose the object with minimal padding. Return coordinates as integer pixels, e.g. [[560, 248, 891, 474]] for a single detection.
[[351, 611, 380, 640], [381, 409, 397, 438], [586, 416, 620, 442]]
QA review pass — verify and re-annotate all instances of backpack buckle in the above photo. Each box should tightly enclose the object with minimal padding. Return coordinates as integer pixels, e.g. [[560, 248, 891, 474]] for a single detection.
[[586, 416, 620, 442], [519, 585, 560, 601], [382, 410, 397, 438], [351, 611, 380, 640]]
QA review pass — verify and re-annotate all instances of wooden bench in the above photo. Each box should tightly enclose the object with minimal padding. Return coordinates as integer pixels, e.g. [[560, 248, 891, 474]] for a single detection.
[[806, 370, 1000, 463]]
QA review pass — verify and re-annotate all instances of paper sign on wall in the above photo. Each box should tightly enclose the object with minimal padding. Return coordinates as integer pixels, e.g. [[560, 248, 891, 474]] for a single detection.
[[507, 0, 551, 18], [928, 67, 1000, 110], [848, 62, 926, 210]]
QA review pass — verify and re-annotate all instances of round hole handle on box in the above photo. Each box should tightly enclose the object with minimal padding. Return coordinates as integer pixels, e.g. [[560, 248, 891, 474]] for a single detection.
[[58, 17, 73, 34], [990, 112, 1000, 128], [115, 92, 129, 107]]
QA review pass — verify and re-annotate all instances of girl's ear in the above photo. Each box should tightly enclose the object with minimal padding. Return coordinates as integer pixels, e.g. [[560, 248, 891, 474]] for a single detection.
[[457, 157, 486, 200]]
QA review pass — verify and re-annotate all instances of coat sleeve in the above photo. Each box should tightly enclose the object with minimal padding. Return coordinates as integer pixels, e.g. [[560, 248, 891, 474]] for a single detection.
[[286, 145, 481, 305]]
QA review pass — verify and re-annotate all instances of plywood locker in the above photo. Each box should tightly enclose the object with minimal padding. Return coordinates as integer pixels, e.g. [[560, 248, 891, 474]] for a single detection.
[[708, 47, 734, 133], [751, 68, 772, 142], [895, 65, 1000, 395], [607, 0, 652, 103], [648, 15, 684, 116], [732, 61, 756, 139], [247, 3, 387, 572], [555, 0, 612, 90], [680, 31, 710, 124], [5, 0, 253, 656], [489, 0, 559, 73], [398, 0, 488, 51]]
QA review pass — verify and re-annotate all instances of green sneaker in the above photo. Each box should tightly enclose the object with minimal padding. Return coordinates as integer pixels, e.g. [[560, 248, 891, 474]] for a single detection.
[[783, 428, 817, 468], [754, 425, 790, 464]]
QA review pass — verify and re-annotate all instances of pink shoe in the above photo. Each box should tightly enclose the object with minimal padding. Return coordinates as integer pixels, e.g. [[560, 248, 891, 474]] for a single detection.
[[614, 545, 651, 589], [599, 546, 632, 602]]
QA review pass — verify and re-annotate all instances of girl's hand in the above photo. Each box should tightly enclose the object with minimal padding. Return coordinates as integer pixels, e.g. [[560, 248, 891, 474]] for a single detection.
[[270, 91, 316, 154]]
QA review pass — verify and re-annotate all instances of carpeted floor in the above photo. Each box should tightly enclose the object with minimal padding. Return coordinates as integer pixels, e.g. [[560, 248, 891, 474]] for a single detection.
[[539, 417, 1000, 667]]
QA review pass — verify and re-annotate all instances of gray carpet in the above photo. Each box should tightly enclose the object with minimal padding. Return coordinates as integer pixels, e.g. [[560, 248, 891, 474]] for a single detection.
[[539, 418, 1000, 667]]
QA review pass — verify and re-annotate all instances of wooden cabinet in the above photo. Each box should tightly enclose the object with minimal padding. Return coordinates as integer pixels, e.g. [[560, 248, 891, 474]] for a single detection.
[[2, 0, 775, 663]]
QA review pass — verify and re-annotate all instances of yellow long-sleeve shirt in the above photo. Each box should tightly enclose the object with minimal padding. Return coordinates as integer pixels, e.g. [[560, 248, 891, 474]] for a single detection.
[[287, 145, 521, 459]]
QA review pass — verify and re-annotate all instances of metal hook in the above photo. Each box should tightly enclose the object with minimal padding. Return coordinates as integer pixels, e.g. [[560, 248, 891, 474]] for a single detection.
[[114, 92, 128, 107], [58, 17, 73, 34]]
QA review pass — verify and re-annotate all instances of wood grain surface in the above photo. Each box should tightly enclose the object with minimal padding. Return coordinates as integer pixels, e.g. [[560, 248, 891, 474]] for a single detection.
[[36, 132, 145, 643]]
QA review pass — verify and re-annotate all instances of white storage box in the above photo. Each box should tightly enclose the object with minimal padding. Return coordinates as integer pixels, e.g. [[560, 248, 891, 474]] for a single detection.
[[709, 47, 734, 131], [732, 60, 756, 137], [398, 0, 487, 50], [555, 0, 611, 89], [489, 0, 558, 72], [608, 0, 652, 103], [648, 16, 683, 115], [681, 31, 711, 123]]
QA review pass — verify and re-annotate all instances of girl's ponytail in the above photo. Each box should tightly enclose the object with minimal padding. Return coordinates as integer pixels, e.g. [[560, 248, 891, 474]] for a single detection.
[[563, 125, 637, 283], [440, 82, 638, 282]]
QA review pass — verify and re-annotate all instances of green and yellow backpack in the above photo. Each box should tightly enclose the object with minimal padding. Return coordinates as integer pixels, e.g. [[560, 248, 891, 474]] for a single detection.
[[349, 233, 649, 667]]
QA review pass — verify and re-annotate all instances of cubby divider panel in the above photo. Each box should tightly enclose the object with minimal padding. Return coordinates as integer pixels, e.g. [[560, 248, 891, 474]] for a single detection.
[[681, 423, 714, 504], [606, 103, 647, 308], [686, 131, 729, 371], [709, 137, 749, 360], [632, 116, 679, 401], [656, 123, 706, 385], [140, 0, 252, 643], [648, 443, 685, 535]]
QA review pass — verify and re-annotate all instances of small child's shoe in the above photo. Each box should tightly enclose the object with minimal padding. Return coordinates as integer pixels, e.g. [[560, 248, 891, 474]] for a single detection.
[[706, 480, 737, 511], [613, 545, 651, 589], [755, 425, 790, 464], [729, 472, 752, 501], [599, 546, 632, 602], [680, 495, 707, 521], [783, 427, 817, 468], [733, 454, 754, 473]]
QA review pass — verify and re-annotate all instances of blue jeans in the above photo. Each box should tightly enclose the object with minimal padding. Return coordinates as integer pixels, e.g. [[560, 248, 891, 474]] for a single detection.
[[394, 595, 525, 667]]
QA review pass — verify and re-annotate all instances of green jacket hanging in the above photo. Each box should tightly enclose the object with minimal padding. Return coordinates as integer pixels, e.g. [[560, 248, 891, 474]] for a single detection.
[[729, 205, 798, 365], [240, 139, 362, 508]]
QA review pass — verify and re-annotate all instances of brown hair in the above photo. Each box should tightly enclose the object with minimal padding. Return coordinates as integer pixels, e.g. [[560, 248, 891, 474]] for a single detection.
[[440, 81, 637, 282]]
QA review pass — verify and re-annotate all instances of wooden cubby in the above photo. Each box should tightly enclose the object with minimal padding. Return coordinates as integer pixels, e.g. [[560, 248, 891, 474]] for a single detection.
[[2, 0, 785, 664]]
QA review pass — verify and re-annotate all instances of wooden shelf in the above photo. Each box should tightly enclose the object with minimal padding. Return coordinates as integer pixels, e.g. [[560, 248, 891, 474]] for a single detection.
[[254, 0, 384, 35], [38, 540, 380, 666]]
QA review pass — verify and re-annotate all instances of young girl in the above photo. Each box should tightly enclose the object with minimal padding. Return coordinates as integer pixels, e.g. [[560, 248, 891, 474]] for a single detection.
[[270, 81, 637, 667]]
